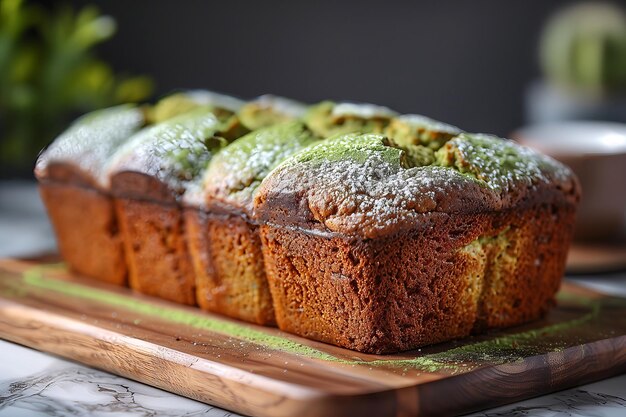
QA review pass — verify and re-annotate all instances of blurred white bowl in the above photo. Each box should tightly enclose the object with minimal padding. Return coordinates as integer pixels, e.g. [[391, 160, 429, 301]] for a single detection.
[[514, 121, 626, 242]]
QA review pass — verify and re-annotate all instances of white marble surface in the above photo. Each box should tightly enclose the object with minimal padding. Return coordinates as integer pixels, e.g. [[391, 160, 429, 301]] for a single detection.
[[0, 340, 237, 417], [1, 181, 625, 417]]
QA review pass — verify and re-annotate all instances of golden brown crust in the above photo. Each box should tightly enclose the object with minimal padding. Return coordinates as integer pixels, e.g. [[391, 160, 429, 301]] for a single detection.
[[260, 203, 576, 354], [114, 198, 195, 305], [185, 209, 275, 325], [39, 182, 126, 285]]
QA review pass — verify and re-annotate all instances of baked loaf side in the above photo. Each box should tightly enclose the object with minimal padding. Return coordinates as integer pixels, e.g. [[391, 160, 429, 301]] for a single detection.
[[255, 131, 579, 353], [184, 121, 319, 324], [108, 107, 227, 304], [35, 105, 145, 284]]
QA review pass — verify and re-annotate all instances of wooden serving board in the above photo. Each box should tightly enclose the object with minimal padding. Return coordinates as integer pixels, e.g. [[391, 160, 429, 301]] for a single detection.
[[1, 259, 625, 417]]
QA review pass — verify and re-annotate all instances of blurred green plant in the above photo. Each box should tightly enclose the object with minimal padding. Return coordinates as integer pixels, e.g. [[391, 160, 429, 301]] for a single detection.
[[0, 0, 153, 171], [540, 2, 626, 95]]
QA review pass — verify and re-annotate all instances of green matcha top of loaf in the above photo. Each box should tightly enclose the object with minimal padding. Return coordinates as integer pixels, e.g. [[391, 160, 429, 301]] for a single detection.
[[149, 90, 244, 122], [35, 104, 145, 188], [237, 95, 308, 131], [385, 114, 463, 150], [254, 132, 580, 239], [106, 106, 227, 201], [304, 101, 398, 138], [149, 90, 249, 141], [185, 121, 319, 213]]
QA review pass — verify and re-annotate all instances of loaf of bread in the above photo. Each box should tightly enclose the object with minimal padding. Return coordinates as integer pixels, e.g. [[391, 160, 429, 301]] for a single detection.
[[184, 121, 318, 324], [181, 95, 310, 319], [37, 92, 580, 354], [254, 130, 579, 353], [183, 101, 407, 324], [35, 105, 145, 284], [107, 107, 228, 304]]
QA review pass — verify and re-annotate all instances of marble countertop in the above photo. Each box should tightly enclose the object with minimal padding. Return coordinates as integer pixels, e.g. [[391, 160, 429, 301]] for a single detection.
[[1, 180, 625, 417]]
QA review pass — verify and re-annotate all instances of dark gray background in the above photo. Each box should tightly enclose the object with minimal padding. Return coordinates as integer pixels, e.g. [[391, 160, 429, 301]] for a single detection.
[[71, 0, 596, 136]]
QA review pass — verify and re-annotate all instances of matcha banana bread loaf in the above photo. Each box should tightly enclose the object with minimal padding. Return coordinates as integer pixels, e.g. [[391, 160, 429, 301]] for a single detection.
[[254, 130, 579, 353], [35, 105, 145, 284], [184, 121, 318, 324], [179, 95, 308, 320], [35, 90, 241, 286], [37, 93, 579, 355], [106, 107, 228, 304], [184, 102, 408, 324]]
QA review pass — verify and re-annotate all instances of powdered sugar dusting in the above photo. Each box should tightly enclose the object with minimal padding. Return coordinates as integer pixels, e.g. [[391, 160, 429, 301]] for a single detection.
[[257, 132, 578, 238], [194, 121, 318, 211], [307, 156, 493, 236], [106, 108, 225, 198], [395, 114, 462, 137], [245, 95, 308, 118], [35, 105, 144, 186], [184, 90, 245, 112], [440, 133, 575, 197], [332, 102, 398, 119]]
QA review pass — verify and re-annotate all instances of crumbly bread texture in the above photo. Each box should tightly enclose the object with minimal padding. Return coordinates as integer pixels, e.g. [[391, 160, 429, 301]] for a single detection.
[[35, 105, 145, 284], [255, 131, 579, 353], [184, 121, 318, 324], [108, 108, 227, 305], [385, 114, 463, 150]]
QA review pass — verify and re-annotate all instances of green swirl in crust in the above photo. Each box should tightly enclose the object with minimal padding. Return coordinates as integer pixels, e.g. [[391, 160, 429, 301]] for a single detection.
[[436, 133, 572, 194], [284, 131, 571, 192], [198, 120, 319, 212]]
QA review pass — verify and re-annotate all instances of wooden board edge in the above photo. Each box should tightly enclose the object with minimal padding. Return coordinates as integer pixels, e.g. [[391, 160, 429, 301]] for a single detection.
[[0, 297, 423, 417], [414, 335, 626, 416]]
